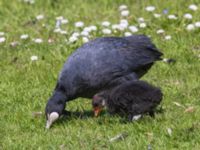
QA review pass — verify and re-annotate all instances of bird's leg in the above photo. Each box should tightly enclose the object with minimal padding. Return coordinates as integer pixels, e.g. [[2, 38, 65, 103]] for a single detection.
[[148, 110, 155, 117], [128, 114, 142, 122], [132, 114, 142, 121], [62, 110, 71, 116], [128, 114, 133, 121]]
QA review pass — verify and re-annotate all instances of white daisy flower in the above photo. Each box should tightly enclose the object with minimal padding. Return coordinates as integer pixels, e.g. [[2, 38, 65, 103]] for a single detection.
[[55, 20, 61, 28], [118, 25, 126, 31], [119, 24, 127, 30], [48, 38, 54, 43], [42, 23, 46, 27], [124, 32, 132, 36], [36, 14, 44, 20], [33, 38, 43, 43], [119, 5, 127, 11], [75, 21, 84, 28], [186, 24, 195, 31], [10, 41, 19, 47], [89, 25, 97, 31], [82, 37, 89, 43], [195, 22, 200, 28], [137, 17, 145, 23], [20, 34, 29, 40], [189, 4, 198, 11], [145, 6, 155, 12], [0, 32, 5, 36], [72, 32, 80, 37], [184, 13, 192, 19], [154, 13, 161, 18], [29, 0, 35, 4], [168, 15, 177, 20], [102, 28, 112, 34], [121, 10, 129, 16], [83, 27, 92, 33], [31, 55, 38, 61], [129, 26, 138, 33], [119, 19, 129, 29], [120, 19, 128, 25], [24, 0, 35, 4], [112, 24, 120, 30], [60, 30, 67, 35], [102, 21, 111, 27], [164, 35, 171, 40], [53, 28, 62, 33], [61, 19, 68, 24], [69, 36, 78, 43], [56, 16, 64, 20], [81, 31, 89, 37], [139, 23, 146, 28], [147, 35, 151, 38], [156, 29, 165, 34], [0, 37, 6, 43]]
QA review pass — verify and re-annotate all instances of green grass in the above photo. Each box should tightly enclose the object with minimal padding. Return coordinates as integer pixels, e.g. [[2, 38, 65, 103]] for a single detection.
[[1, 0, 200, 149]]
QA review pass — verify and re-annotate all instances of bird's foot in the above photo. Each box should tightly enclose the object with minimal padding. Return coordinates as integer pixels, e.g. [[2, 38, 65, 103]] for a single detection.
[[62, 110, 72, 116], [131, 114, 142, 122], [128, 114, 142, 122]]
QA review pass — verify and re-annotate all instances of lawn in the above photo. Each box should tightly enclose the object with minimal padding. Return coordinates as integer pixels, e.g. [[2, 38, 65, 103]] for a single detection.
[[0, 0, 200, 149]]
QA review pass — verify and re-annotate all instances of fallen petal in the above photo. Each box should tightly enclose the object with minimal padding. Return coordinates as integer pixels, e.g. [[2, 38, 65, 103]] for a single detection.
[[32, 111, 43, 117], [10, 41, 19, 47], [173, 102, 185, 108], [59, 144, 65, 150], [146, 132, 153, 142], [167, 128, 172, 136], [184, 106, 195, 113], [109, 132, 128, 142]]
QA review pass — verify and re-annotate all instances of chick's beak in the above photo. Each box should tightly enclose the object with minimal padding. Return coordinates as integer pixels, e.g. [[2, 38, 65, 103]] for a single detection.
[[93, 107, 102, 117]]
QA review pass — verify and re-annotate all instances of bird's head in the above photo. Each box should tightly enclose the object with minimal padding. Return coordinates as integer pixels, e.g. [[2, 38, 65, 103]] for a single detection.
[[92, 94, 106, 117], [45, 92, 66, 129]]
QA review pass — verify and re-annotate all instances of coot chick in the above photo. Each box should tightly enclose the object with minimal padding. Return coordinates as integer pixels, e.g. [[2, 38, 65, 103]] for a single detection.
[[92, 80, 163, 121]]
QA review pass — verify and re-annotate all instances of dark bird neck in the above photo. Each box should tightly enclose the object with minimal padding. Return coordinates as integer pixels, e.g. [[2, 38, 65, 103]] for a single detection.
[[54, 82, 75, 102], [51, 90, 67, 104]]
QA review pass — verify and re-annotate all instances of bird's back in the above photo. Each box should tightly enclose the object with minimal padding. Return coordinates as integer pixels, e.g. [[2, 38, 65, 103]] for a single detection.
[[58, 35, 163, 98], [105, 81, 163, 115], [108, 81, 163, 107]]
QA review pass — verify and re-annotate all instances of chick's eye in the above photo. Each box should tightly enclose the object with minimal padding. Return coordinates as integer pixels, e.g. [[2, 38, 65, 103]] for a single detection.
[[93, 103, 98, 107]]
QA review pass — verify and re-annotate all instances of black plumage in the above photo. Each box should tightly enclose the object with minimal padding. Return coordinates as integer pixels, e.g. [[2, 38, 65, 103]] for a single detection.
[[45, 35, 163, 127], [92, 81, 163, 121]]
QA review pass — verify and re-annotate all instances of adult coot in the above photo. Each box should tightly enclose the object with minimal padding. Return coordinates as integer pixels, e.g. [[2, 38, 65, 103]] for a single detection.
[[92, 80, 163, 121], [45, 35, 163, 128]]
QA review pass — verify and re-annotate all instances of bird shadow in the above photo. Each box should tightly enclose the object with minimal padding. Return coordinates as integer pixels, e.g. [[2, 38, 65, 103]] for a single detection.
[[63, 110, 94, 119], [54, 106, 165, 126], [55, 109, 107, 124]]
